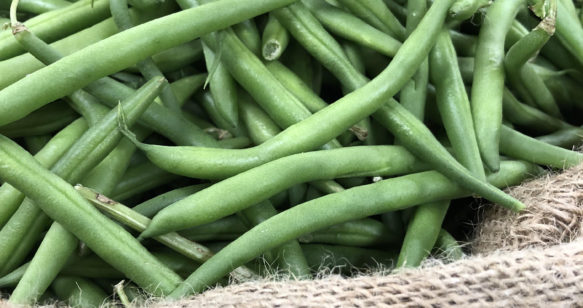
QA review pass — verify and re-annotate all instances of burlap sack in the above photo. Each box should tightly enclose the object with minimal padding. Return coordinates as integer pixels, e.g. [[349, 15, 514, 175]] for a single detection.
[[2, 164, 582, 307]]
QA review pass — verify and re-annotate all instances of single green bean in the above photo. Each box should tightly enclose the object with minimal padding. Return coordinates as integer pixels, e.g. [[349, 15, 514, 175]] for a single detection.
[[0, 0, 299, 126], [110, 161, 179, 202], [169, 160, 542, 296], [502, 88, 569, 134], [448, 0, 489, 21], [52, 277, 108, 308], [471, 0, 526, 172], [179, 215, 247, 242], [433, 229, 464, 261], [0, 100, 77, 138], [140, 146, 427, 237], [15, 0, 70, 14], [0, 262, 28, 288], [233, 18, 261, 56], [536, 127, 583, 148], [262, 13, 289, 61], [556, 0, 583, 67], [132, 184, 209, 218], [299, 218, 398, 247], [499, 125, 583, 168]]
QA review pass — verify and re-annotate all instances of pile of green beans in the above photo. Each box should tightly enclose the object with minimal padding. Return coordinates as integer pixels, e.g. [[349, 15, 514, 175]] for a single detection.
[[1, 0, 583, 305]]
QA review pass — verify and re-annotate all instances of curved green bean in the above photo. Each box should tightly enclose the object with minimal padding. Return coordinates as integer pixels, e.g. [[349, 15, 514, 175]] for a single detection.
[[335, 0, 405, 40], [133, 184, 209, 218], [262, 13, 289, 61]]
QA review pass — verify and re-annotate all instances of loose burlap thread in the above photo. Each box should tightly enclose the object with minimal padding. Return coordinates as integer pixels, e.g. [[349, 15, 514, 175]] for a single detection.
[[2, 164, 582, 307]]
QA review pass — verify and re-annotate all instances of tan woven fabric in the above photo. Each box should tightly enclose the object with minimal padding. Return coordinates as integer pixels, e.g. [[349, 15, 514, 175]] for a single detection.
[[154, 239, 583, 307], [473, 164, 583, 254]]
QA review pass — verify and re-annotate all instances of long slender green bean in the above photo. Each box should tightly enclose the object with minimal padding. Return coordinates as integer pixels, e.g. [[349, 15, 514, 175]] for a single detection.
[[471, 0, 526, 172], [169, 160, 542, 297], [335, 0, 405, 40]]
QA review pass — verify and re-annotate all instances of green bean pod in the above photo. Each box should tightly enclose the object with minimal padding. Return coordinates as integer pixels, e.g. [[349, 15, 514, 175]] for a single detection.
[[299, 218, 398, 247], [0, 101, 77, 138], [536, 127, 583, 148], [433, 229, 464, 261], [132, 184, 209, 218], [302, 0, 401, 58], [15, 0, 71, 14], [233, 19, 262, 57], [555, 0, 583, 67], [0, 0, 299, 126], [202, 41, 240, 128], [169, 160, 542, 297], [502, 88, 569, 134], [52, 277, 108, 308], [262, 13, 289, 61], [471, 0, 526, 172], [499, 125, 583, 169], [141, 146, 427, 237], [448, 0, 489, 21], [110, 161, 179, 201], [335, 0, 405, 40], [179, 216, 248, 242]]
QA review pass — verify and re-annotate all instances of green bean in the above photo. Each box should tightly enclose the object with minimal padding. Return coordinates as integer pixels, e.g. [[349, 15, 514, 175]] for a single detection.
[[110, 0, 182, 113], [52, 277, 108, 308], [111, 72, 144, 88], [0, 100, 77, 138], [140, 146, 427, 237], [448, 0, 489, 21], [262, 13, 289, 61], [502, 88, 569, 134], [147, 40, 203, 73], [0, 0, 298, 126], [15, 0, 70, 14], [132, 184, 209, 218], [433, 229, 464, 261], [471, 0, 526, 172], [299, 218, 398, 247], [301, 244, 397, 273], [24, 134, 51, 154], [169, 160, 542, 297], [233, 19, 261, 57], [237, 199, 311, 278], [504, 2, 561, 118], [397, 201, 449, 267], [342, 41, 366, 75], [556, 0, 583, 66], [0, 5, 175, 90], [180, 215, 247, 242], [499, 125, 583, 169], [399, 0, 427, 121], [536, 127, 583, 148], [281, 40, 322, 92], [335, 0, 405, 40], [303, 0, 401, 58], [0, 0, 111, 60], [430, 30, 484, 179], [76, 185, 258, 282], [0, 262, 28, 288], [449, 30, 477, 57], [0, 118, 86, 230], [110, 161, 179, 202], [238, 92, 282, 144]]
